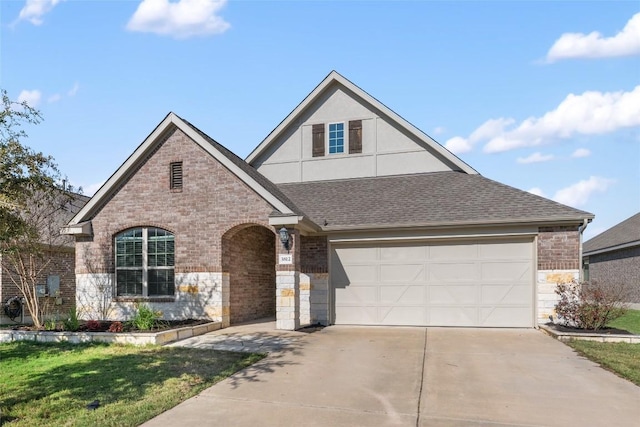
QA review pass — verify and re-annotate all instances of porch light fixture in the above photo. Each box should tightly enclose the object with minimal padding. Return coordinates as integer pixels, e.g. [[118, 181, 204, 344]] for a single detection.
[[279, 227, 290, 252]]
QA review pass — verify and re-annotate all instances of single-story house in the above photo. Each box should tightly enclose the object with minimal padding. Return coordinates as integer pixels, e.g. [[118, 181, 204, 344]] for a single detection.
[[63, 71, 593, 329], [583, 212, 640, 303]]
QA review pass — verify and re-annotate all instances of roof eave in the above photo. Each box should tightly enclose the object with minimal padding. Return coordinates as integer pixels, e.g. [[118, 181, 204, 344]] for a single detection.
[[319, 217, 593, 233], [583, 240, 640, 257]]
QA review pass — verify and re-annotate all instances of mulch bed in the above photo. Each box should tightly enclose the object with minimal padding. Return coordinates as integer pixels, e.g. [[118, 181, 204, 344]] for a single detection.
[[545, 322, 632, 335], [3, 319, 209, 333]]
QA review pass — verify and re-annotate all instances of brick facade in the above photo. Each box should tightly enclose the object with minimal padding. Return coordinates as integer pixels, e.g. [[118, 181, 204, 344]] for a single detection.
[[537, 226, 581, 270], [588, 246, 640, 303], [223, 225, 276, 324], [1, 247, 76, 323], [75, 127, 277, 321], [536, 225, 582, 323]]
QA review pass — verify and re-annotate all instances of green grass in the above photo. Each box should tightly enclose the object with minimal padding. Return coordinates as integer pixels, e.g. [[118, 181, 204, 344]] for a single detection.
[[567, 340, 640, 386], [0, 341, 264, 426], [607, 309, 640, 335]]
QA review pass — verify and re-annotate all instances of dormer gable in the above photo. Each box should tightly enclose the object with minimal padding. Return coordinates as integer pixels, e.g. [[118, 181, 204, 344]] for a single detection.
[[246, 71, 476, 184]]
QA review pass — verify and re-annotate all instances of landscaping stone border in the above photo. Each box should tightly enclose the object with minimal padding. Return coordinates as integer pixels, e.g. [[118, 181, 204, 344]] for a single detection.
[[540, 324, 640, 343], [0, 322, 222, 346]]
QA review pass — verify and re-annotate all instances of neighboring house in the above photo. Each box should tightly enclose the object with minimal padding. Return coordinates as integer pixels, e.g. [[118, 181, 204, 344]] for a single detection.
[[63, 71, 593, 330], [1, 191, 89, 323], [583, 213, 640, 303]]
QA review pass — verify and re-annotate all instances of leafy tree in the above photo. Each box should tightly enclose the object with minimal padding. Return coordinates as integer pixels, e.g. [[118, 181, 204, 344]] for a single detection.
[[0, 89, 77, 328], [1, 89, 60, 247]]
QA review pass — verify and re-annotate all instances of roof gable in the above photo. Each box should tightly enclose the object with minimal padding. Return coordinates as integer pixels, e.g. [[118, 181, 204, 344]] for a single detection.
[[66, 113, 302, 228], [246, 71, 477, 176], [583, 212, 640, 255]]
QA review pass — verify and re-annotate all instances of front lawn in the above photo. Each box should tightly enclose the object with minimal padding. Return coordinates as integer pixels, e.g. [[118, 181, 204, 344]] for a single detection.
[[0, 341, 264, 426], [607, 309, 640, 335], [567, 340, 640, 386]]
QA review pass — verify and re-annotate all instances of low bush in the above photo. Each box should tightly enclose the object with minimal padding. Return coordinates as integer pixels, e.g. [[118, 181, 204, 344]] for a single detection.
[[107, 321, 123, 333], [63, 307, 81, 331], [86, 319, 102, 331], [130, 304, 163, 331], [555, 281, 629, 330]]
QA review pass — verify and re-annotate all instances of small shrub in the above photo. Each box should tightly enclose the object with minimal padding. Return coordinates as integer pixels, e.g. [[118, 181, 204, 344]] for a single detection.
[[63, 307, 80, 331], [44, 318, 57, 331], [130, 304, 162, 331], [554, 281, 629, 330], [108, 321, 123, 333], [86, 320, 102, 331]]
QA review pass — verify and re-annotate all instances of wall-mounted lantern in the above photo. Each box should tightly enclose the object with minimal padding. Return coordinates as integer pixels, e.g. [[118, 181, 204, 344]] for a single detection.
[[279, 227, 291, 252]]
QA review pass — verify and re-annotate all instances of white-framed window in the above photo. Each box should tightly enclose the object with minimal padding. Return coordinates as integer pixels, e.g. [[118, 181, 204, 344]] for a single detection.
[[115, 227, 175, 297], [328, 122, 345, 154]]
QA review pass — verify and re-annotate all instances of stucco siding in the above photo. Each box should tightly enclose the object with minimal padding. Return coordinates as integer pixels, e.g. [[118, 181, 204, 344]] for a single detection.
[[254, 84, 456, 183]]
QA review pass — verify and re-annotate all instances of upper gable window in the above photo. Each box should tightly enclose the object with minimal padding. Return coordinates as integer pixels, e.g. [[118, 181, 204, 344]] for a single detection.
[[328, 123, 344, 154]]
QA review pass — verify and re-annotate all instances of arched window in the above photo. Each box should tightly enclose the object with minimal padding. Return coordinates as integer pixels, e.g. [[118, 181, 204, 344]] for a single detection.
[[115, 227, 175, 297]]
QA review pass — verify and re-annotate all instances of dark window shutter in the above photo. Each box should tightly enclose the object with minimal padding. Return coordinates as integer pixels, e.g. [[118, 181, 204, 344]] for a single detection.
[[312, 124, 325, 157], [170, 162, 183, 190], [349, 120, 362, 154]]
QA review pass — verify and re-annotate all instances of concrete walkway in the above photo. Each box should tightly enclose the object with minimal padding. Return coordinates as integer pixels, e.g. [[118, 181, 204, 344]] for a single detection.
[[143, 325, 640, 427]]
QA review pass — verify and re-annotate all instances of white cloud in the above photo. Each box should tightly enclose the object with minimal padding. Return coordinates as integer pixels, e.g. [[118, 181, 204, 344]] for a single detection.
[[444, 136, 472, 154], [48, 93, 62, 103], [18, 0, 63, 26], [552, 176, 614, 207], [67, 82, 80, 96], [546, 13, 640, 62], [433, 126, 446, 135], [571, 148, 591, 158], [127, 0, 231, 39], [17, 89, 42, 107], [527, 187, 546, 197], [83, 181, 104, 197], [446, 86, 640, 154], [516, 152, 554, 164]]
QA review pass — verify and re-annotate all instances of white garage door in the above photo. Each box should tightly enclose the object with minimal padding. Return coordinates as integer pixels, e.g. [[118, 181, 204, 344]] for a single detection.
[[331, 238, 534, 327]]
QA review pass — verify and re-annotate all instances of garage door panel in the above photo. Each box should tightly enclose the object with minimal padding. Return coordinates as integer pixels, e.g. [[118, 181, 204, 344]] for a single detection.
[[479, 240, 531, 259], [380, 264, 424, 282], [430, 262, 478, 281], [481, 284, 531, 304], [380, 245, 426, 261], [429, 285, 477, 304], [335, 286, 377, 303], [335, 305, 378, 324], [380, 306, 426, 325], [380, 285, 424, 303], [481, 262, 531, 281], [480, 306, 532, 327], [429, 244, 477, 259], [332, 238, 534, 327], [429, 306, 478, 326]]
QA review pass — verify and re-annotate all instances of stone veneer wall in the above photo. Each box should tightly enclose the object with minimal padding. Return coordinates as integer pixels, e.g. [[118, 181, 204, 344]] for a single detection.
[[300, 235, 329, 325], [74, 127, 275, 322], [536, 226, 581, 323]]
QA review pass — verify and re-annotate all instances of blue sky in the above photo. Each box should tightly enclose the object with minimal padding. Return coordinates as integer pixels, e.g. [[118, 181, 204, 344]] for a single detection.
[[1, 0, 639, 240]]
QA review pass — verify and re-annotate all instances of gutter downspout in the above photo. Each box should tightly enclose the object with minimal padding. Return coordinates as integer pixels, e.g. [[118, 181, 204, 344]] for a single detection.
[[578, 219, 589, 282]]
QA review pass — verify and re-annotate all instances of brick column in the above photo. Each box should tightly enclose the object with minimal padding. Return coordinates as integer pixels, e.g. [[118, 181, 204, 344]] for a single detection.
[[275, 227, 300, 330]]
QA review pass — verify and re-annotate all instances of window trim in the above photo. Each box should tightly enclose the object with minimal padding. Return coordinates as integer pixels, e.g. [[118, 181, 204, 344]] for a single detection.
[[114, 227, 175, 298], [328, 122, 345, 155]]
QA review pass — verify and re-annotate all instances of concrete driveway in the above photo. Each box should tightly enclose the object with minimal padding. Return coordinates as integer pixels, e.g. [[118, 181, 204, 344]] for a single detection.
[[143, 325, 640, 427]]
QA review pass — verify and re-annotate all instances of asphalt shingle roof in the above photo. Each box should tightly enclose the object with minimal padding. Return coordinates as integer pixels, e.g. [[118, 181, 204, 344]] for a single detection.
[[583, 213, 640, 254], [277, 172, 593, 231]]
